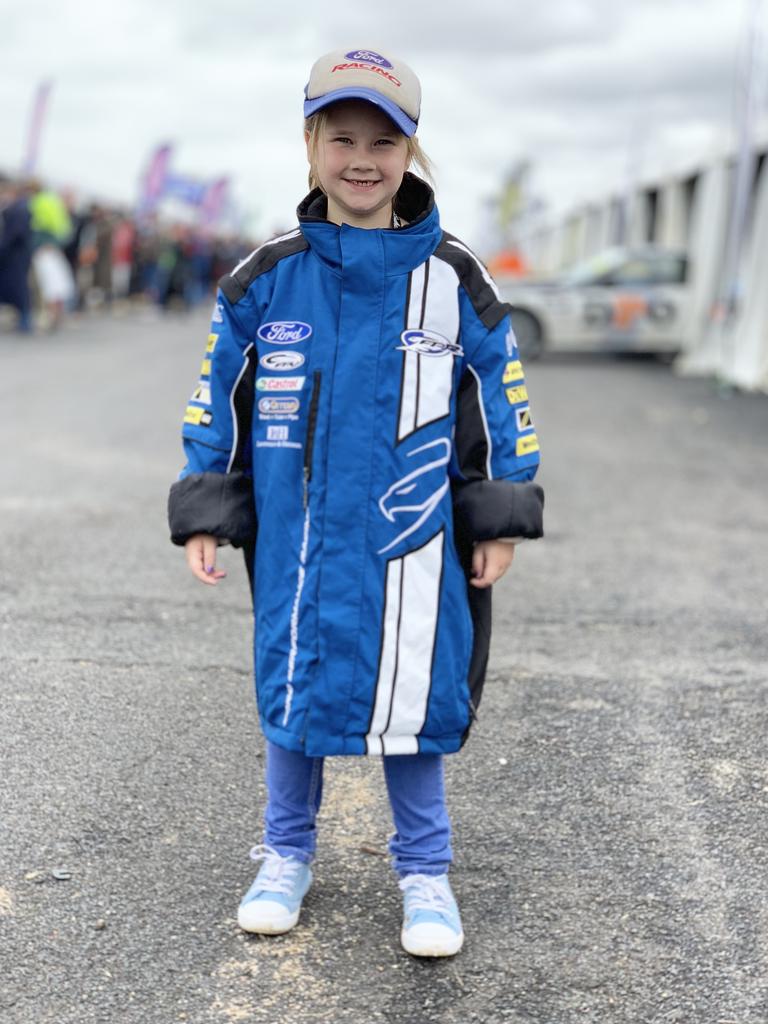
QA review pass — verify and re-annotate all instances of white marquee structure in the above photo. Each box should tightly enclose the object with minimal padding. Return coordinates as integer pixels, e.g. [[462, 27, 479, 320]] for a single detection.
[[516, 141, 768, 393]]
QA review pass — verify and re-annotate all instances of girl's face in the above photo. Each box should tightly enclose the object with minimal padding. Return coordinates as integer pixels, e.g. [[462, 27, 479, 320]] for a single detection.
[[306, 100, 410, 229]]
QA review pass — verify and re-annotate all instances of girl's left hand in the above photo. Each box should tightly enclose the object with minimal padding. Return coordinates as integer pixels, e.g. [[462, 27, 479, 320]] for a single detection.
[[470, 539, 516, 589]]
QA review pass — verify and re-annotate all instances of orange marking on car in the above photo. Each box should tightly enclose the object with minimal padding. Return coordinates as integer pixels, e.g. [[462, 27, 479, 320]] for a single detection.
[[612, 295, 648, 329]]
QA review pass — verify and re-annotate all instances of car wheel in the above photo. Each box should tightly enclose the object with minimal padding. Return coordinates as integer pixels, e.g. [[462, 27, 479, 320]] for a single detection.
[[509, 309, 544, 361]]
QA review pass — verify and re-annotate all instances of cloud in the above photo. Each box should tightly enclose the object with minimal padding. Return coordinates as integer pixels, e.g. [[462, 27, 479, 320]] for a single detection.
[[0, 0, 752, 243], [173, 0, 625, 57]]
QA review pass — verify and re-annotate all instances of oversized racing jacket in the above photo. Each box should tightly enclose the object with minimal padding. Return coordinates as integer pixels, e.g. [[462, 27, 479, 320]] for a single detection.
[[169, 174, 544, 757]]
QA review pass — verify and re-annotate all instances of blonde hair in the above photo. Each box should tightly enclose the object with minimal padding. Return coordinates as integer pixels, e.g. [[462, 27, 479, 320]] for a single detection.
[[304, 109, 434, 192]]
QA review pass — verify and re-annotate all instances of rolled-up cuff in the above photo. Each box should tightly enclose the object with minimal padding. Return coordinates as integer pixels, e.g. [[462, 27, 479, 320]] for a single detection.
[[452, 479, 544, 542], [168, 471, 256, 548]]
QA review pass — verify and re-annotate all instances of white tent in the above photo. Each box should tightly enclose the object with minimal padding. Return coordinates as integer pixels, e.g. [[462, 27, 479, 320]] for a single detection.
[[627, 189, 651, 245], [561, 209, 589, 266], [675, 157, 732, 369], [583, 202, 612, 257], [657, 179, 689, 249], [511, 127, 768, 390], [721, 158, 768, 391]]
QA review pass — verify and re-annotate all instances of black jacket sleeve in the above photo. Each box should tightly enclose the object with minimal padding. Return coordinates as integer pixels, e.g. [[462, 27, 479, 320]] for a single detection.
[[168, 471, 256, 548]]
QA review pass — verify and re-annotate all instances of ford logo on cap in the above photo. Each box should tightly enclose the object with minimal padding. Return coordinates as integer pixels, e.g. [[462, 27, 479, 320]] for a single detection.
[[345, 50, 393, 68]]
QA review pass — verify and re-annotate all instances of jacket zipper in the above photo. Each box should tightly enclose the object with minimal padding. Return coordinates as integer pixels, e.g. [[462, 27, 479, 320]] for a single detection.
[[303, 370, 322, 508], [294, 370, 322, 745]]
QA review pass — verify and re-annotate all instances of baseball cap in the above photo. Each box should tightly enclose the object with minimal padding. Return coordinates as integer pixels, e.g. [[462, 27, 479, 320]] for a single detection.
[[304, 49, 421, 137]]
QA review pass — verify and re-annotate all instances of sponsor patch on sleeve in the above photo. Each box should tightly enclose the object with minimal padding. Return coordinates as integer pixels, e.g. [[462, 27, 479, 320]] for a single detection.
[[206, 333, 218, 353], [516, 433, 539, 457], [503, 360, 524, 384], [184, 405, 213, 427], [515, 406, 533, 431], [505, 384, 528, 406], [191, 381, 211, 405], [200, 358, 212, 377]]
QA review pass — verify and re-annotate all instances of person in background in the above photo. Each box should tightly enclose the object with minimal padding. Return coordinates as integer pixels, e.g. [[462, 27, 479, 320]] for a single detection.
[[28, 179, 75, 329], [0, 174, 34, 332], [91, 205, 114, 306], [61, 189, 89, 312], [187, 230, 213, 308], [111, 212, 136, 304]]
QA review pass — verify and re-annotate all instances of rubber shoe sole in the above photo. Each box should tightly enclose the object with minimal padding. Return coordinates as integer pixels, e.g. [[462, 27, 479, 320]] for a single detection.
[[401, 922, 464, 957], [237, 899, 301, 935]]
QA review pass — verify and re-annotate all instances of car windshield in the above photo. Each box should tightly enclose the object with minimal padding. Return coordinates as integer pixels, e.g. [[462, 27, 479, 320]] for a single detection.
[[559, 249, 687, 287], [560, 249, 628, 286]]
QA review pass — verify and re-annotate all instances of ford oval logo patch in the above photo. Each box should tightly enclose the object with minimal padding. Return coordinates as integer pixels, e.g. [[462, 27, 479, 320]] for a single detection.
[[257, 321, 312, 345], [260, 350, 306, 371], [345, 50, 393, 68], [397, 329, 463, 358]]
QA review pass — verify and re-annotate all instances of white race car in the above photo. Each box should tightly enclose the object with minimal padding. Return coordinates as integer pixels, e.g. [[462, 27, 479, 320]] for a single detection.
[[498, 246, 689, 360]]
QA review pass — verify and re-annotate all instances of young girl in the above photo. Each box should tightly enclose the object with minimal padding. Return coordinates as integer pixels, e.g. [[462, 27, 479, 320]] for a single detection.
[[169, 48, 544, 958]]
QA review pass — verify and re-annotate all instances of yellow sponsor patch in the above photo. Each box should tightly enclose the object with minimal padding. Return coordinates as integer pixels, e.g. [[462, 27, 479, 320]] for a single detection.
[[184, 405, 205, 425], [200, 359, 212, 376], [516, 433, 539, 457], [505, 384, 528, 405], [502, 360, 524, 384], [206, 333, 218, 353]]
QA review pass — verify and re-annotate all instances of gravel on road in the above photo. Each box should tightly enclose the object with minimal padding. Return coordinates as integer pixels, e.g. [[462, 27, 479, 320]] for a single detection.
[[2, 312, 767, 1024]]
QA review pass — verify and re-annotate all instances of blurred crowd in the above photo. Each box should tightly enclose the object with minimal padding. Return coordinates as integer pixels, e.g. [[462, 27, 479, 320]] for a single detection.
[[0, 173, 255, 333]]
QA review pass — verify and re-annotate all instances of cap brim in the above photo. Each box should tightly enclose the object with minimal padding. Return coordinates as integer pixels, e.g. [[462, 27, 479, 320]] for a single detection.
[[303, 87, 418, 137]]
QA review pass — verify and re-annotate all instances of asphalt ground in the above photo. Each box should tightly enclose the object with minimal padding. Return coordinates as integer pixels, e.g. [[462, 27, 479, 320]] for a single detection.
[[1, 308, 767, 1024]]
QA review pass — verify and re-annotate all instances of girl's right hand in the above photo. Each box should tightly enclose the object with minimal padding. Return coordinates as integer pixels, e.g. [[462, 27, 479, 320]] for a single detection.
[[184, 533, 227, 586]]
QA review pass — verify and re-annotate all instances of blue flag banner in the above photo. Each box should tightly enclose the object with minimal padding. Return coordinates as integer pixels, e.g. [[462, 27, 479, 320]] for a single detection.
[[137, 146, 230, 226]]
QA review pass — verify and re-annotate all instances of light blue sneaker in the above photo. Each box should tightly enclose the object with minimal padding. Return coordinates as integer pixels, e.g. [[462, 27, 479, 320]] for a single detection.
[[237, 844, 313, 934], [399, 873, 464, 957]]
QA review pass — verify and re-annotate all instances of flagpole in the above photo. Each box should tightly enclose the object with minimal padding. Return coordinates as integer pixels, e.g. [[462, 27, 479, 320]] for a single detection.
[[21, 81, 53, 176]]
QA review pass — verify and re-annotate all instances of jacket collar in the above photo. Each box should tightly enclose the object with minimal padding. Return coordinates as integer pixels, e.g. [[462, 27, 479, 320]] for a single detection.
[[296, 173, 442, 277]]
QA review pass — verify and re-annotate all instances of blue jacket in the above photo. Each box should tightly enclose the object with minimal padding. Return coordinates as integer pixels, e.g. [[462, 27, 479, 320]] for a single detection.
[[169, 175, 543, 757]]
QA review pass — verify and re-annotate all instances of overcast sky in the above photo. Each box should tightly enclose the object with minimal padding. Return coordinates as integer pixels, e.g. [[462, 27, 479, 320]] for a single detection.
[[1, 0, 764, 248]]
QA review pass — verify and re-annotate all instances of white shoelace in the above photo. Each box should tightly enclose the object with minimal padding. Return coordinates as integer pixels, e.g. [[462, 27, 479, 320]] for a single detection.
[[398, 874, 453, 913], [248, 844, 301, 895]]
